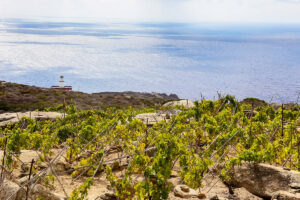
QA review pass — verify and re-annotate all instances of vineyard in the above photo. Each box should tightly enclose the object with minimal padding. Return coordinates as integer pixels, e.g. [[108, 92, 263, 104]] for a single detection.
[[0, 95, 299, 200]]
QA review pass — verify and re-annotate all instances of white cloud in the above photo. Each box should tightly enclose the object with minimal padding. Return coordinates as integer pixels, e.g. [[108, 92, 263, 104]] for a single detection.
[[0, 0, 300, 23]]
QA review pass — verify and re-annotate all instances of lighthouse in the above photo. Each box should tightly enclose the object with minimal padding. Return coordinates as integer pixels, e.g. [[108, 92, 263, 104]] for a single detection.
[[59, 76, 65, 88], [51, 76, 72, 91]]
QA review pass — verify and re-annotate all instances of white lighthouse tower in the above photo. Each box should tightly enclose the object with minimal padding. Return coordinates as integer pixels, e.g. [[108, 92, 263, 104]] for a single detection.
[[59, 76, 65, 88], [51, 75, 72, 91]]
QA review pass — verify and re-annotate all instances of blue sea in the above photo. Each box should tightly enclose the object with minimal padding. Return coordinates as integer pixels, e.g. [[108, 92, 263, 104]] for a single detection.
[[0, 19, 300, 102]]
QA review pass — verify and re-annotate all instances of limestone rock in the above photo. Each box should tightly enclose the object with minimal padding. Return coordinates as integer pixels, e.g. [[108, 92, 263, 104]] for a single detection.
[[201, 176, 230, 199], [135, 113, 167, 126], [228, 163, 300, 199], [233, 188, 263, 200], [0, 180, 25, 200], [271, 191, 300, 200], [100, 192, 117, 200], [163, 100, 194, 108], [0, 111, 65, 127], [174, 185, 206, 199], [290, 183, 300, 189]]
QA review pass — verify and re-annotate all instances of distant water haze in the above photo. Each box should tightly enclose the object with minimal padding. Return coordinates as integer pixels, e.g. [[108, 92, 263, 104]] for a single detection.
[[0, 19, 300, 102]]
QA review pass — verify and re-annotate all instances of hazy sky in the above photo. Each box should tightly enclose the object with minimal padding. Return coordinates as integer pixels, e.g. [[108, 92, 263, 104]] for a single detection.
[[1, 0, 300, 23]]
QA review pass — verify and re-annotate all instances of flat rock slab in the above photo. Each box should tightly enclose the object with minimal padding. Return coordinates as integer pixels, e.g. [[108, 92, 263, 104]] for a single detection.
[[0, 111, 65, 126]]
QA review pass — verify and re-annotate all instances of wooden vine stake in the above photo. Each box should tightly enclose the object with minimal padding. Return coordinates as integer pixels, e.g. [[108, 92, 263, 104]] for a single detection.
[[1, 137, 8, 182], [26, 159, 35, 200], [145, 118, 148, 149]]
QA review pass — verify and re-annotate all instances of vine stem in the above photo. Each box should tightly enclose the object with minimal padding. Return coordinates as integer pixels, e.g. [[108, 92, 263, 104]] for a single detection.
[[26, 159, 35, 200]]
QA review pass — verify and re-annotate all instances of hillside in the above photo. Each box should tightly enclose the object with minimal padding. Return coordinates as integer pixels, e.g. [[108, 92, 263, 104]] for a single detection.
[[0, 95, 299, 200], [0, 81, 179, 113]]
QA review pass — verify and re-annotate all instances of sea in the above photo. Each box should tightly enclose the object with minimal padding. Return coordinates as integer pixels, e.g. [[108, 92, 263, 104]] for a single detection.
[[0, 19, 300, 102]]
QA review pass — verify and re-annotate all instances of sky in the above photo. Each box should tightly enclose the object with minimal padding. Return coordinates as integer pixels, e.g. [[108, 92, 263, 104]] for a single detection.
[[1, 0, 300, 23]]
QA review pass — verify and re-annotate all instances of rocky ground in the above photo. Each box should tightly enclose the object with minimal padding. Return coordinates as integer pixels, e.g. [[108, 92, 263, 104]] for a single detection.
[[0, 148, 299, 200]]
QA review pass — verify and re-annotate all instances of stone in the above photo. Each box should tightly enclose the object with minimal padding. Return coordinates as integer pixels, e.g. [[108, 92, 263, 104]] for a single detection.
[[228, 163, 300, 199], [290, 183, 300, 189], [0, 180, 26, 200], [233, 188, 263, 200], [210, 195, 229, 200], [0, 111, 65, 127], [271, 191, 300, 200], [46, 156, 72, 174], [200, 176, 230, 200], [174, 185, 206, 199], [31, 184, 66, 200], [100, 192, 117, 200], [135, 113, 167, 126], [163, 100, 195, 108]]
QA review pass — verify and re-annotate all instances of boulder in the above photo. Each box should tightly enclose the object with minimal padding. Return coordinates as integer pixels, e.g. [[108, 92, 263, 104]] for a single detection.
[[271, 191, 300, 200], [229, 163, 300, 199], [0, 111, 65, 127], [174, 185, 206, 199], [163, 100, 194, 108], [0, 180, 25, 200], [135, 113, 167, 126]]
